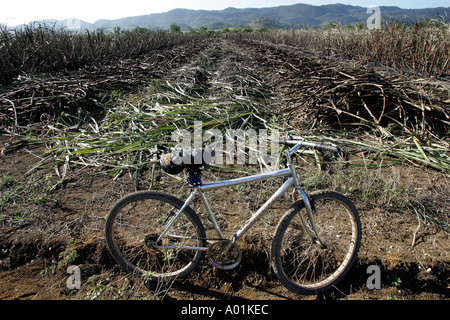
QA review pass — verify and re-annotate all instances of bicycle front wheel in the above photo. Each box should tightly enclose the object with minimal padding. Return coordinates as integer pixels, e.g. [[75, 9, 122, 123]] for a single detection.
[[105, 191, 206, 281], [271, 191, 361, 295]]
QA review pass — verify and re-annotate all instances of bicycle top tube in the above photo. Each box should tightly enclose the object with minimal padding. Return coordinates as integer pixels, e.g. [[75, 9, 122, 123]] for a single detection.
[[200, 168, 292, 192]]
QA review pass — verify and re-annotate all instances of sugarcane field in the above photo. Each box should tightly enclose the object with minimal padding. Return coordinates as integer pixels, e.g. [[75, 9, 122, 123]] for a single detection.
[[0, 22, 449, 300]]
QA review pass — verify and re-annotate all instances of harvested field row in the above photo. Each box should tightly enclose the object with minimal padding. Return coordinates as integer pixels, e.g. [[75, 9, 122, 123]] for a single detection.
[[0, 38, 211, 132], [236, 39, 450, 137], [2, 37, 449, 173]]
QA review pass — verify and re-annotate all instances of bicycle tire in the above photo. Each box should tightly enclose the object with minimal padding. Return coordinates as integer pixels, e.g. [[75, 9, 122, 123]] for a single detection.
[[105, 191, 206, 281], [271, 191, 361, 295]]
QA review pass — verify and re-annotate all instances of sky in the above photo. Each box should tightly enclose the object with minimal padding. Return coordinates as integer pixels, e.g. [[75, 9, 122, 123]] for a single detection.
[[1, 0, 449, 26]]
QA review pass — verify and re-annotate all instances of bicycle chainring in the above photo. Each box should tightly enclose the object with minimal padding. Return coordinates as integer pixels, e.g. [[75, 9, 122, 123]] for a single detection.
[[207, 240, 242, 270]]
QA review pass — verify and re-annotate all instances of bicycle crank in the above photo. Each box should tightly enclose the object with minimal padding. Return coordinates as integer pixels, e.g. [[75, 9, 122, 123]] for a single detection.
[[207, 240, 242, 270]]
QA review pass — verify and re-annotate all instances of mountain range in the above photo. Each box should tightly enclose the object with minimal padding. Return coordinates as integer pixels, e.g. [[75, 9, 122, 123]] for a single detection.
[[29, 3, 450, 31]]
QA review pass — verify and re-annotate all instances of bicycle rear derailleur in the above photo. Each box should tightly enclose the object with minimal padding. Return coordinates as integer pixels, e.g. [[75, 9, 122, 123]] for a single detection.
[[207, 240, 242, 270]]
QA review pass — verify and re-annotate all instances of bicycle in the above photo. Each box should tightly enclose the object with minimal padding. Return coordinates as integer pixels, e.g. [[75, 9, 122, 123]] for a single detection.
[[105, 138, 362, 295]]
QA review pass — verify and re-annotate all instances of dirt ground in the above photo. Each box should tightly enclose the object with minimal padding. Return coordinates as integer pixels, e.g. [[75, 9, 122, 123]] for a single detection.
[[0, 36, 449, 301]]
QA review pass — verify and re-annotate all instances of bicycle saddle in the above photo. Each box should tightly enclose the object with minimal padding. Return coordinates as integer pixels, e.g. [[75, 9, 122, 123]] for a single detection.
[[160, 148, 215, 175]]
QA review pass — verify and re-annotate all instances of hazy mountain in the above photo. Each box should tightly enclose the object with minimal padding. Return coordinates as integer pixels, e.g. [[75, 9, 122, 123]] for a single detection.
[[24, 18, 95, 31], [27, 3, 450, 31]]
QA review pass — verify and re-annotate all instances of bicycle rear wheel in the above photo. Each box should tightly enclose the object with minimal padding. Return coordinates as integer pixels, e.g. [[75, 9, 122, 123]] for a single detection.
[[271, 191, 361, 295], [105, 191, 206, 281]]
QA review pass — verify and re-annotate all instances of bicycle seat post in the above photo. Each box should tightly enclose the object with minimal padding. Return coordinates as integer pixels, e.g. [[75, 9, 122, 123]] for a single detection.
[[187, 171, 202, 187]]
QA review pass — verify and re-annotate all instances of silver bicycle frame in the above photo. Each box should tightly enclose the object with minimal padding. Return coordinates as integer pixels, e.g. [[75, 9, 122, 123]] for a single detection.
[[156, 143, 326, 249], [201, 169, 293, 242], [156, 168, 292, 245]]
